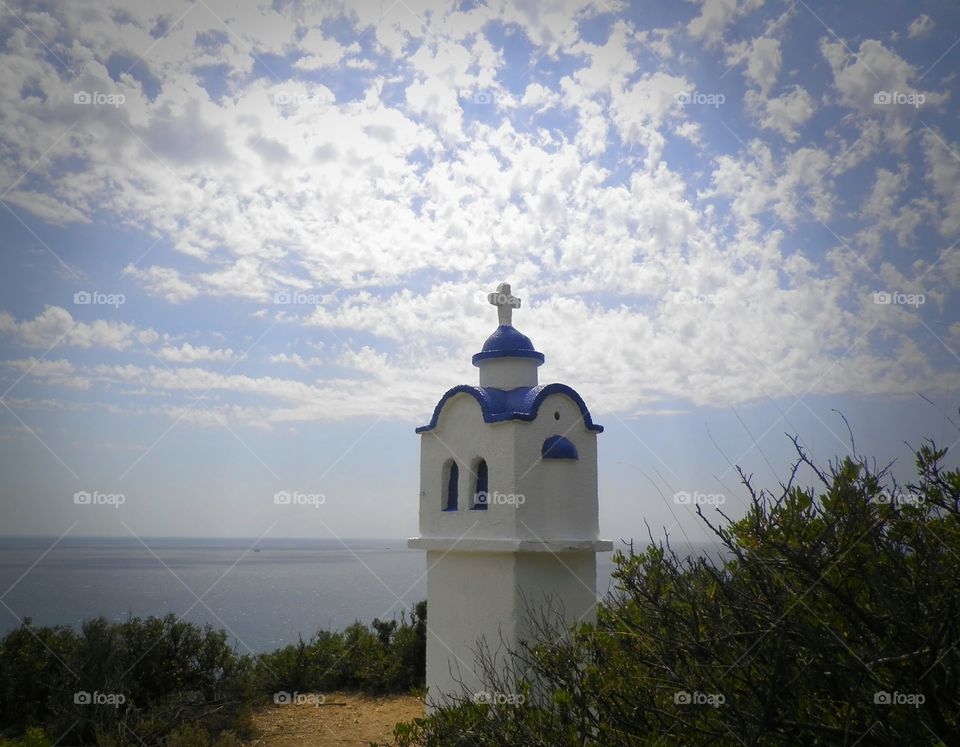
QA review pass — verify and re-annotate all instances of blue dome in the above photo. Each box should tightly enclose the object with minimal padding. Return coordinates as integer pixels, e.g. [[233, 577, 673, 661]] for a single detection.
[[472, 325, 545, 366]]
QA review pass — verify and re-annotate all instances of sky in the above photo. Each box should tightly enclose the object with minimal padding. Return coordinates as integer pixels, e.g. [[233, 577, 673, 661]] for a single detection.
[[0, 0, 958, 545]]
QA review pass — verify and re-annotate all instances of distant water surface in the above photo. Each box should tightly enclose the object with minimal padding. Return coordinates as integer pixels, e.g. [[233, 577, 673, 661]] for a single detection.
[[0, 537, 723, 652]]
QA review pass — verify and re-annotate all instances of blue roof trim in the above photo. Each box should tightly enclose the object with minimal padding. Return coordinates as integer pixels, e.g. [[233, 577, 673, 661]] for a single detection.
[[471, 325, 545, 366], [416, 383, 603, 433], [542, 435, 579, 460], [472, 348, 545, 364]]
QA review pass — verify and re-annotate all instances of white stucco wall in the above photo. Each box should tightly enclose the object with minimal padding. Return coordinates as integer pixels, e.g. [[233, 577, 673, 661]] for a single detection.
[[423, 549, 600, 710], [423, 550, 518, 704], [417, 393, 517, 540], [477, 357, 539, 388], [514, 391, 600, 541], [417, 390, 601, 542], [412, 382, 610, 709]]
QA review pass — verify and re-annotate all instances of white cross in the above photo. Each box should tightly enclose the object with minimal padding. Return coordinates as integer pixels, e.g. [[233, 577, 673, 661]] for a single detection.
[[487, 282, 521, 326]]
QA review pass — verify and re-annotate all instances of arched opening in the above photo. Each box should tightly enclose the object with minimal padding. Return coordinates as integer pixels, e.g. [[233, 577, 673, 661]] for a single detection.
[[471, 458, 488, 510], [442, 460, 459, 511], [542, 435, 579, 460]]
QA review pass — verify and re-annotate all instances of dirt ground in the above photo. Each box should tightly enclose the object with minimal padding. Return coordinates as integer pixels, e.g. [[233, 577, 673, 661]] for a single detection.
[[246, 691, 424, 747]]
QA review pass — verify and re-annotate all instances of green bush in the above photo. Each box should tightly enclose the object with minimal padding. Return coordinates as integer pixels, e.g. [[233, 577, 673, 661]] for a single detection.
[[0, 602, 427, 745], [252, 600, 427, 696], [0, 727, 51, 747], [386, 439, 960, 746], [0, 613, 257, 745]]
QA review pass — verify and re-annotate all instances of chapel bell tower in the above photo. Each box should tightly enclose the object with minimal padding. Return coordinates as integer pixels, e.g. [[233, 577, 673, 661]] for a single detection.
[[408, 282, 612, 708]]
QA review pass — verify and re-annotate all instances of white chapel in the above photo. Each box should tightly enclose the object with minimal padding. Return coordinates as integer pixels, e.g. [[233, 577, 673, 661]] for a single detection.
[[409, 283, 612, 707]]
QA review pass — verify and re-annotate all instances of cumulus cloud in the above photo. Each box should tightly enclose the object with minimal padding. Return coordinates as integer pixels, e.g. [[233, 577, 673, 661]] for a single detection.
[[907, 14, 935, 40], [0, 0, 954, 431], [747, 85, 816, 141], [921, 128, 960, 237], [0, 306, 145, 351], [122, 265, 199, 303], [687, 0, 763, 48], [820, 38, 948, 143], [267, 353, 324, 370], [157, 343, 239, 364], [294, 33, 360, 70], [728, 37, 782, 95], [2, 358, 89, 390]]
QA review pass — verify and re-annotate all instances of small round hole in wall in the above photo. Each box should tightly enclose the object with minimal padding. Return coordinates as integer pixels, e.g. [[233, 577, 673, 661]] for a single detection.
[[554, 411, 560, 420]]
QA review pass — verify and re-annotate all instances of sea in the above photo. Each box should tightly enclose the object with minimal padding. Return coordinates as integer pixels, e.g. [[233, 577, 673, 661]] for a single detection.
[[0, 537, 724, 653]]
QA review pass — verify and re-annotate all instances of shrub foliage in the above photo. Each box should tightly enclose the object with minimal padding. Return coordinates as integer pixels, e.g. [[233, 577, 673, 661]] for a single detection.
[[389, 440, 960, 746], [0, 602, 426, 745]]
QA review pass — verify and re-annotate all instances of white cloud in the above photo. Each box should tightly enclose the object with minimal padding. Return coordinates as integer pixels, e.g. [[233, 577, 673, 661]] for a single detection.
[[921, 128, 960, 237], [0, 306, 141, 351], [0, 0, 954, 430], [267, 353, 323, 369], [2, 358, 89, 389], [854, 165, 929, 253], [122, 265, 199, 303], [687, 0, 763, 48], [728, 37, 781, 95], [907, 14, 935, 40], [820, 38, 948, 143], [747, 85, 816, 141], [157, 343, 239, 364], [294, 33, 359, 70]]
